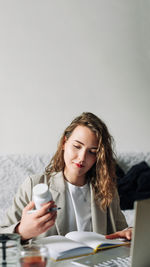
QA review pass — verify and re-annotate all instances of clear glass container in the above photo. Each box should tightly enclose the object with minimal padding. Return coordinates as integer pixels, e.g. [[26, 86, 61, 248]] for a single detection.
[[0, 233, 20, 266], [19, 244, 48, 267]]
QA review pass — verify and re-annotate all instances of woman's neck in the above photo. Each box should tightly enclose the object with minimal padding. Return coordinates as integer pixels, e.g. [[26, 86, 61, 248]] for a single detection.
[[63, 171, 86, 186]]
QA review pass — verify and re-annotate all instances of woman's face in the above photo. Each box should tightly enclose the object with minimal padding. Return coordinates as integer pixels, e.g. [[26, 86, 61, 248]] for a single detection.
[[63, 125, 98, 186]]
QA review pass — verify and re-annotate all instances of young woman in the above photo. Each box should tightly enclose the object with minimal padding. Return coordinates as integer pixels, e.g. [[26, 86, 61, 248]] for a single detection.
[[0, 112, 132, 241]]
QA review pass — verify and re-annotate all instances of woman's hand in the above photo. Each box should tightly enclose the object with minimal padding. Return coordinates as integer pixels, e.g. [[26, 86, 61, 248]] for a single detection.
[[15, 201, 57, 240], [105, 228, 132, 241]]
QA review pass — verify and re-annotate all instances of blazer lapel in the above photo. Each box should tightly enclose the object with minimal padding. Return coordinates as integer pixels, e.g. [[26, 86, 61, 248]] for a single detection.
[[90, 184, 107, 234], [49, 172, 68, 236]]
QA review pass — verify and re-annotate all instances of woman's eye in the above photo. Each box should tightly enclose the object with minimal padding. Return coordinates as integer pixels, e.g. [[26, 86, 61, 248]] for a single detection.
[[89, 150, 96, 155], [73, 145, 80, 149]]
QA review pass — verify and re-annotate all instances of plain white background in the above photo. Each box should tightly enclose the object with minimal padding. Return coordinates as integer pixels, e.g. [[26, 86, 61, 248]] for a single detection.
[[0, 0, 150, 155]]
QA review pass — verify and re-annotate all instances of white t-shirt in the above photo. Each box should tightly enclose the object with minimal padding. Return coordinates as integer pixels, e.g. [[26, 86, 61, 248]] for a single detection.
[[65, 180, 92, 232]]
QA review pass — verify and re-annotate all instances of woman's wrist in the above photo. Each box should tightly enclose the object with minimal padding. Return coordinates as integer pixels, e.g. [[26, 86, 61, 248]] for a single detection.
[[14, 223, 23, 239], [14, 222, 29, 243], [123, 226, 133, 231]]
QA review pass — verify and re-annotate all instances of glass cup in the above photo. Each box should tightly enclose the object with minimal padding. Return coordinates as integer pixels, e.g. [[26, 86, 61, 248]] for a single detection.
[[19, 244, 48, 267], [0, 233, 20, 266]]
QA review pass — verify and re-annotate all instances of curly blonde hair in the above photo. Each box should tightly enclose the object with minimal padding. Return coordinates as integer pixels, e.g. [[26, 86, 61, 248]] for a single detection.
[[45, 112, 117, 211]]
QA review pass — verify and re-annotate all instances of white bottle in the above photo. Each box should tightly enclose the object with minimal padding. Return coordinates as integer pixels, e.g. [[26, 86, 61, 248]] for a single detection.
[[33, 183, 52, 210]]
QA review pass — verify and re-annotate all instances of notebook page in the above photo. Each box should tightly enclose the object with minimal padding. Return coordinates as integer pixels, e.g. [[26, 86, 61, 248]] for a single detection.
[[66, 231, 126, 249]]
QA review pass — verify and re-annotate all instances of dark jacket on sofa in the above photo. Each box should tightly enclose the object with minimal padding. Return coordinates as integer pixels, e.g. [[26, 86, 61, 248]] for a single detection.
[[117, 161, 150, 209]]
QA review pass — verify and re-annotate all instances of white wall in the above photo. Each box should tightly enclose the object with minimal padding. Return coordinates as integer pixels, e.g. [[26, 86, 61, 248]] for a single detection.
[[0, 0, 150, 154]]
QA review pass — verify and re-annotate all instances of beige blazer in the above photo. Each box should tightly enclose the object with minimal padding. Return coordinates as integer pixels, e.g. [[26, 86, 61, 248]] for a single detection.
[[0, 172, 127, 240]]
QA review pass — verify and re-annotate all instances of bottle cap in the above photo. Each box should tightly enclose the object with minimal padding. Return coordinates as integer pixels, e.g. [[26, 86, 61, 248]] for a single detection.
[[33, 184, 49, 198]]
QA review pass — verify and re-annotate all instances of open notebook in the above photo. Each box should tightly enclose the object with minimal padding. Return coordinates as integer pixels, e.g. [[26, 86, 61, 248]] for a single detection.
[[35, 231, 129, 261], [72, 198, 150, 267]]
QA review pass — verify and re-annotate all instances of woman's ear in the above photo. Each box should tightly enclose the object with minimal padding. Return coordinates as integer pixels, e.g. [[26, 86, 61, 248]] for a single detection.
[[62, 136, 67, 150]]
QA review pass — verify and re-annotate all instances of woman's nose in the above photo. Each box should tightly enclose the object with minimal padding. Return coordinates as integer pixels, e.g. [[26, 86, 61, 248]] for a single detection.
[[78, 149, 86, 162]]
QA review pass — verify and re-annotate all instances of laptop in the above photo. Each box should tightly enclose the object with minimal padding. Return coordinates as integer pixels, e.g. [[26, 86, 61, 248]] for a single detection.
[[72, 198, 150, 267]]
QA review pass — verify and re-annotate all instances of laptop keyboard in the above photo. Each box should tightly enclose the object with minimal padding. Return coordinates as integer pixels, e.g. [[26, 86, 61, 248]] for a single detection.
[[93, 256, 131, 267]]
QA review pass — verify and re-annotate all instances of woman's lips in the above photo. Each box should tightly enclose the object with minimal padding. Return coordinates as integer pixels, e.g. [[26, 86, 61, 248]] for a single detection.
[[75, 163, 84, 168]]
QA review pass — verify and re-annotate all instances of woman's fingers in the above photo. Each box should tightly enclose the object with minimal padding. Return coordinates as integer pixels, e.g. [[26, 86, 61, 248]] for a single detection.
[[38, 209, 57, 224], [41, 212, 57, 232], [105, 232, 121, 239], [32, 201, 56, 218], [23, 201, 35, 212], [16, 201, 57, 240], [106, 228, 132, 240], [124, 228, 132, 240]]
